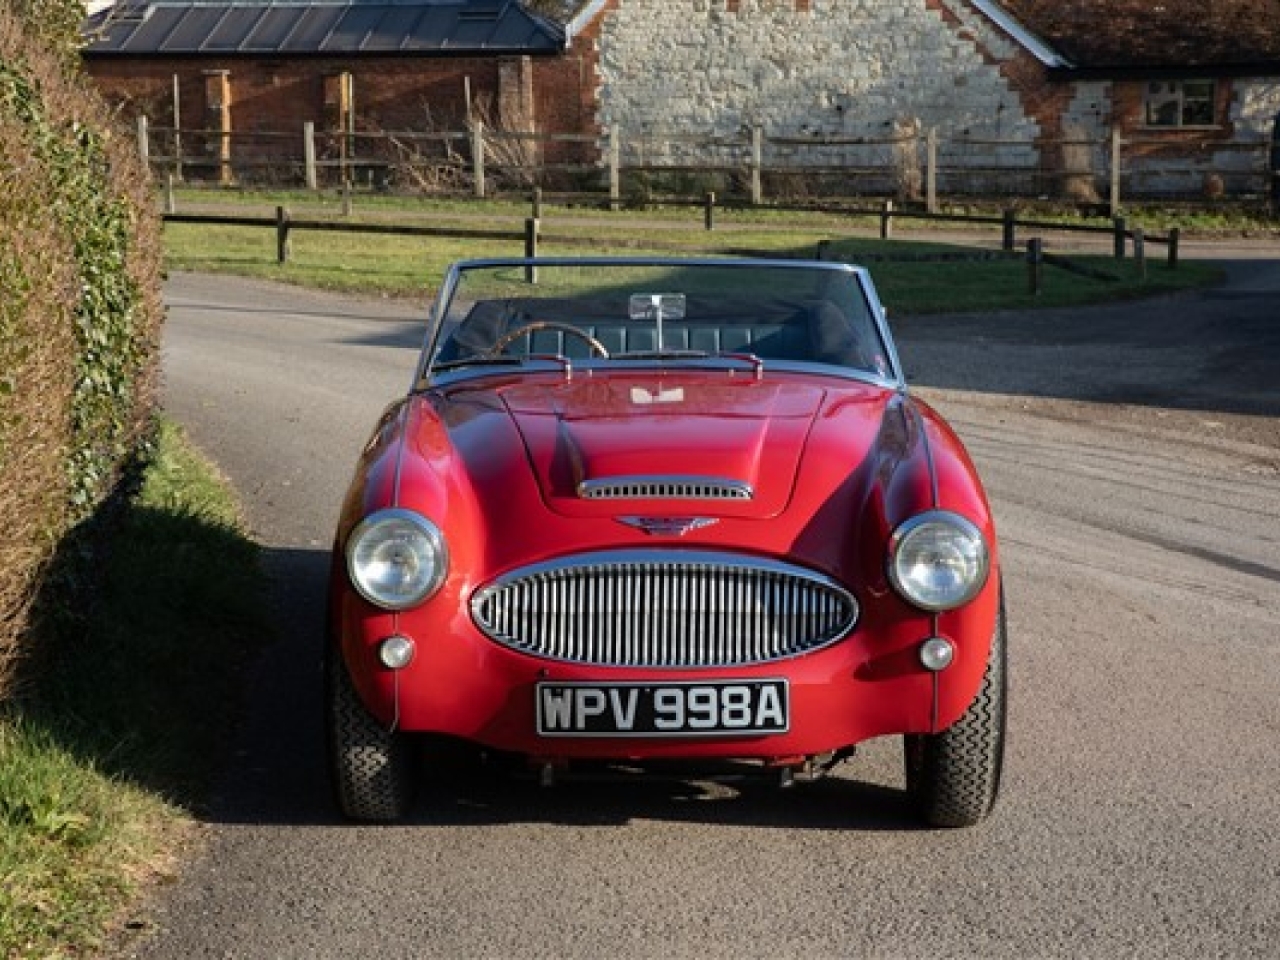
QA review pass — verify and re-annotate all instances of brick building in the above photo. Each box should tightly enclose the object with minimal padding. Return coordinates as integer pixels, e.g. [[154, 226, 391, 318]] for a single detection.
[[566, 0, 1280, 198], [81, 0, 592, 184], [83, 1, 1280, 198]]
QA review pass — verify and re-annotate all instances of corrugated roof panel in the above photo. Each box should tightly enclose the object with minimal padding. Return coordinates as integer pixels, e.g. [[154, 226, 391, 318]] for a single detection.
[[242, 8, 307, 51], [324, 7, 386, 52], [83, 2, 565, 56], [204, 7, 270, 52], [163, 7, 232, 51], [450, 18, 504, 49], [401, 4, 457, 51], [279, 7, 348, 51], [366, 6, 427, 51], [489, 20, 545, 50], [113, 8, 181, 51]]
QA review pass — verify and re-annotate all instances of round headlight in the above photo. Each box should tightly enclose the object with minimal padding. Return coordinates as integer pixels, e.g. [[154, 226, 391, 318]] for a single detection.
[[346, 509, 448, 610], [888, 512, 989, 612]]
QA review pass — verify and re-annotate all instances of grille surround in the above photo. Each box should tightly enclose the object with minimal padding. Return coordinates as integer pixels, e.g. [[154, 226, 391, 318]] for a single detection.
[[471, 550, 858, 668]]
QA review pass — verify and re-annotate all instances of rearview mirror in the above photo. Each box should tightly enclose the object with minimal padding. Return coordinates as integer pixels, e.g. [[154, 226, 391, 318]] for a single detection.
[[629, 293, 687, 321]]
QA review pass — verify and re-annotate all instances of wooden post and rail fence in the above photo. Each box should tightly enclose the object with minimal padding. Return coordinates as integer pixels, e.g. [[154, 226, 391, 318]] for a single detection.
[[136, 114, 1279, 215], [163, 192, 1180, 298]]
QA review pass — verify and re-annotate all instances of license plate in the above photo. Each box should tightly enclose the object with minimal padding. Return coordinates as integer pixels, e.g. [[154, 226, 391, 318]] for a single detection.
[[536, 680, 789, 737]]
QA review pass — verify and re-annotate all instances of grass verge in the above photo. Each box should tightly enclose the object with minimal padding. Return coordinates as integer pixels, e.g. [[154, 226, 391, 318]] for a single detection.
[[161, 195, 1221, 311], [0, 419, 266, 959]]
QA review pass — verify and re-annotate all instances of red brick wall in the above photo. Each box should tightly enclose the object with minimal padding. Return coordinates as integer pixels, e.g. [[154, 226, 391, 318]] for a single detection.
[[84, 56, 521, 132], [84, 54, 592, 181], [529, 1, 613, 169]]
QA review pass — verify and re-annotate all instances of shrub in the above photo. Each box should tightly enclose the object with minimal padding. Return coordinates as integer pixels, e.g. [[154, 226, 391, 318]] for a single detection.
[[0, 9, 164, 696]]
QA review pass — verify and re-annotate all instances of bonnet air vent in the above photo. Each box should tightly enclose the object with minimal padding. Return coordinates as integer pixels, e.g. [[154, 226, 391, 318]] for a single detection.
[[578, 476, 754, 501]]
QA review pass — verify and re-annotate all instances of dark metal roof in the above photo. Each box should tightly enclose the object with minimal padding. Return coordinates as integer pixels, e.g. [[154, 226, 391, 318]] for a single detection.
[[82, 1, 566, 57]]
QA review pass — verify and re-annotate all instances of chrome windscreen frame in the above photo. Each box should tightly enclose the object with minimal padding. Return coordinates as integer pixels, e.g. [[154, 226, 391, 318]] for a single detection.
[[411, 257, 907, 393]]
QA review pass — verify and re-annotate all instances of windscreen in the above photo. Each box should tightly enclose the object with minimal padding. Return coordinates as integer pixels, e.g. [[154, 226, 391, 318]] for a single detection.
[[430, 260, 894, 379]]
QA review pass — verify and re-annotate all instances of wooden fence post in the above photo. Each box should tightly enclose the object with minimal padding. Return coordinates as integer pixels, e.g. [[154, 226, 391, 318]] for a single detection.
[[880, 199, 894, 240], [1109, 128, 1122, 218], [164, 172, 176, 215], [1002, 208, 1016, 252], [171, 74, 183, 182], [276, 206, 291, 264], [1133, 226, 1146, 280], [532, 186, 543, 219], [524, 217, 539, 284], [704, 191, 716, 231], [1027, 237, 1043, 296], [1167, 226, 1180, 269], [926, 127, 938, 214], [609, 126, 621, 209], [751, 125, 764, 205], [136, 114, 150, 172], [303, 122, 317, 191], [1113, 215, 1127, 259], [472, 119, 486, 198]]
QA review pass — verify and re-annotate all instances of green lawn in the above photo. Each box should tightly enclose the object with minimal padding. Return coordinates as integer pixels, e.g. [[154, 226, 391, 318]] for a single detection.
[[162, 203, 1221, 312], [0, 420, 267, 959]]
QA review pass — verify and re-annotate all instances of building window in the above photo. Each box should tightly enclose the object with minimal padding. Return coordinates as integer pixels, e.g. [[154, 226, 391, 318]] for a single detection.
[[1144, 80, 1216, 127]]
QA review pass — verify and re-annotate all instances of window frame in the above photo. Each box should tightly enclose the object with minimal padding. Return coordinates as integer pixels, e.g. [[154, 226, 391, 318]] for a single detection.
[[1141, 79, 1219, 130]]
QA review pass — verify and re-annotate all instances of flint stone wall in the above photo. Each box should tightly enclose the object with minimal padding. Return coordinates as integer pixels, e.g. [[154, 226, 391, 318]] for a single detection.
[[595, 0, 1041, 182]]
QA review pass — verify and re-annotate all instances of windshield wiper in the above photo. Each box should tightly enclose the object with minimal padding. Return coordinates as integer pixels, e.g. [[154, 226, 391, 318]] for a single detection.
[[429, 355, 527, 372], [430, 352, 575, 380]]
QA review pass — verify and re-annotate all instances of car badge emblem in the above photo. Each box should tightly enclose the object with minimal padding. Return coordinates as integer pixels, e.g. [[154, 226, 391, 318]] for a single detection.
[[618, 516, 720, 537]]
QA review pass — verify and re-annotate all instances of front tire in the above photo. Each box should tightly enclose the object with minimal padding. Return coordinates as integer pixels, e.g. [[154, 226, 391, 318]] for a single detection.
[[327, 649, 416, 821], [904, 593, 1007, 827]]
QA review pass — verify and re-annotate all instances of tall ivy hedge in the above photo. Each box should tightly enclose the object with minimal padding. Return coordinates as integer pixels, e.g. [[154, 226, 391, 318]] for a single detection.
[[0, 8, 164, 695]]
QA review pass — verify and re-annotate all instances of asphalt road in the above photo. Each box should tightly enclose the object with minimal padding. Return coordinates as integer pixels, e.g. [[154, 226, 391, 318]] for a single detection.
[[128, 253, 1280, 958]]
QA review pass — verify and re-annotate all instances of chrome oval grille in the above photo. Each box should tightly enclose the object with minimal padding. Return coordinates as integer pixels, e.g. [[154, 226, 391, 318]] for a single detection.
[[472, 551, 858, 667], [578, 476, 753, 501]]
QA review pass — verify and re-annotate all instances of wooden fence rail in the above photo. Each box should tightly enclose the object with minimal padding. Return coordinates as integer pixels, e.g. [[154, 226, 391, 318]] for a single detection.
[[137, 115, 1279, 214], [161, 199, 1180, 276]]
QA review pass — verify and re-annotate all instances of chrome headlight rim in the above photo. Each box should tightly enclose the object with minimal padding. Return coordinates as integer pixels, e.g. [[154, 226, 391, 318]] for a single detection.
[[888, 511, 990, 613], [346, 508, 448, 611]]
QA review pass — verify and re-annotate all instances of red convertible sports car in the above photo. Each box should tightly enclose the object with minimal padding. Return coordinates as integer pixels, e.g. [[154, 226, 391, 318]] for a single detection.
[[328, 257, 1005, 827]]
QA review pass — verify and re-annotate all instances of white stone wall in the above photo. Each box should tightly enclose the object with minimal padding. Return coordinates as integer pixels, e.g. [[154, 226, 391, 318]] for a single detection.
[[1061, 81, 1111, 142], [1232, 80, 1280, 139], [1220, 80, 1280, 194], [596, 0, 1040, 181], [1057, 81, 1111, 196]]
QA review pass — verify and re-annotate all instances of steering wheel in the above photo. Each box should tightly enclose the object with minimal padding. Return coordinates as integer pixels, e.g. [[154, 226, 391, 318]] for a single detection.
[[488, 320, 610, 358]]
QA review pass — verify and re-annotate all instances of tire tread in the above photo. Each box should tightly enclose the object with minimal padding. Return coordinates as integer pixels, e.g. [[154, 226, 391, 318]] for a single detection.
[[906, 594, 1007, 828], [327, 651, 415, 822]]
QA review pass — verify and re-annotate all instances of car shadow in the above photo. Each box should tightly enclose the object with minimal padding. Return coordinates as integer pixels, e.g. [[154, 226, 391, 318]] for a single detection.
[[200, 545, 933, 834], [395, 762, 921, 833]]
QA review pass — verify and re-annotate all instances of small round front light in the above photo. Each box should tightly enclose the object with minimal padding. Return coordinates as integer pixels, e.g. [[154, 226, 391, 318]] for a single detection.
[[347, 509, 448, 610], [378, 635, 416, 670], [919, 637, 955, 672], [888, 512, 989, 612]]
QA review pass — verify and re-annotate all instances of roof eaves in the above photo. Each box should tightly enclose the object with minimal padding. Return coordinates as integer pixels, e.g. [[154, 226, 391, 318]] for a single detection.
[[970, 0, 1073, 69], [1048, 59, 1280, 81], [565, 0, 608, 45]]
